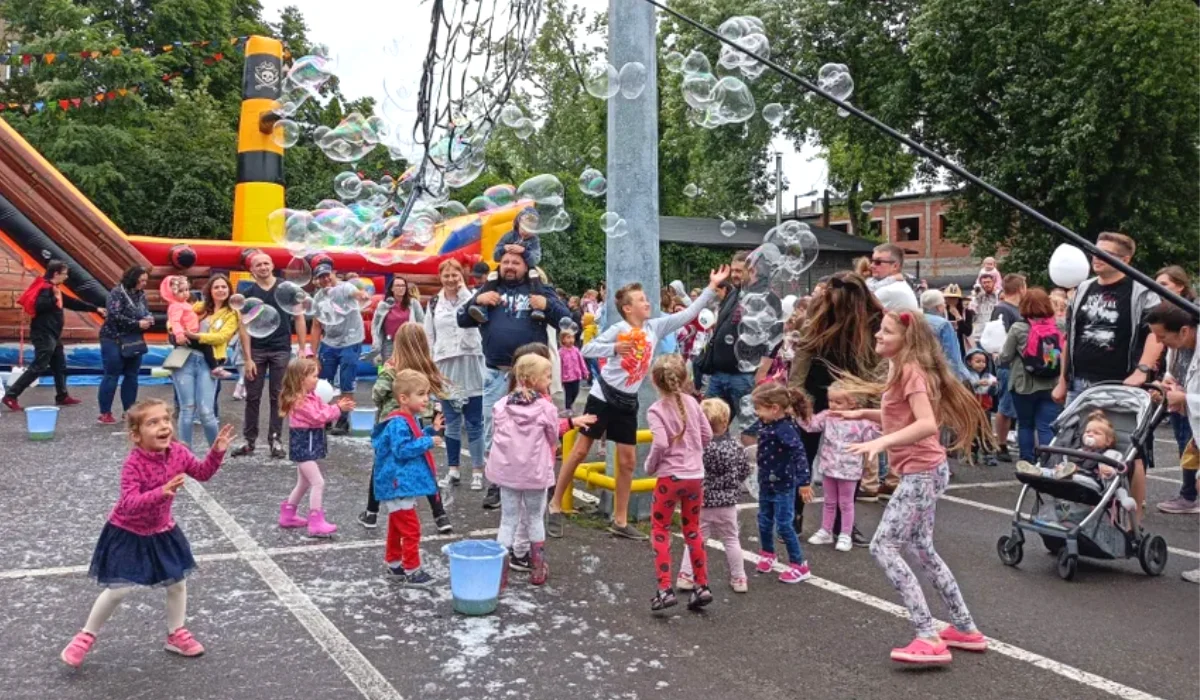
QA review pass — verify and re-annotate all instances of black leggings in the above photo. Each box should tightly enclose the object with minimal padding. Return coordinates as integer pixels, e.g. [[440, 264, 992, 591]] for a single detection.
[[365, 466, 445, 519]]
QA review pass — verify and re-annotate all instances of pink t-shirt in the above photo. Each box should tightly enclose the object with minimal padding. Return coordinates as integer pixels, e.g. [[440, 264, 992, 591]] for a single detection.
[[880, 363, 945, 476]]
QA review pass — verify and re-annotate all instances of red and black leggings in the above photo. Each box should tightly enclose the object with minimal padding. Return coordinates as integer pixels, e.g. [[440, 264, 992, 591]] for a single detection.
[[651, 476, 707, 590]]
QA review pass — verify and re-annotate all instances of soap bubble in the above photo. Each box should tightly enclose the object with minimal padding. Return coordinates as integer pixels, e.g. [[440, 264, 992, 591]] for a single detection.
[[682, 72, 718, 110], [618, 62, 647, 99], [837, 107, 850, 118], [440, 201, 469, 218], [311, 285, 354, 326], [468, 195, 497, 213], [287, 55, 335, 90], [499, 103, 524, 127], [600, 212, 622, 233], [606, 217, 629, 240], [762, 102, 784, 127], [240, 298, 282, 339], [512, 118, 536, 140], [484, 184, 517, 207], [588, 145, 602, 160], [559, 317, 578, 333], [709, 76, 756, 124], [283, 257, 312, 286], [720, 220, 737, 237], [750, 220, 820, 299], [578, 168, 607, 197], [515, 174, 569, 234], [681, 50, 711, 76], [274, 281, 311, 316], [267, 208, 315, 256], [334, 172, 363, 200], [316, 112, 381, 163], [817, 63, 854, 102], [229, 294, 246, 312], [717, 16, 770, 80], [683, 183, 699, 198], [272, 119, 301, 148], [861, 201, 875, 214], [663, 51, 685, 73], [584, 63, 620, 99]]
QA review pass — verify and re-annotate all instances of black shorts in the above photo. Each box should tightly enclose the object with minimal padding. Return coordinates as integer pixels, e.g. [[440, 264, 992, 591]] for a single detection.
[[578, 394, 639, 446]]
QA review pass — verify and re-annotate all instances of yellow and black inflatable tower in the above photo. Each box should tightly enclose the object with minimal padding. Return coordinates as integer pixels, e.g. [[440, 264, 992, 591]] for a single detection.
[[232, 36, 285, 246]]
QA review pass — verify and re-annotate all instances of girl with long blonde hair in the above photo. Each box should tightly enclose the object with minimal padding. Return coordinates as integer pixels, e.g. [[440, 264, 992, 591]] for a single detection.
[[644, 354, 713, 612], [362, 324, 452, 533], [837, 310, 992, 665]]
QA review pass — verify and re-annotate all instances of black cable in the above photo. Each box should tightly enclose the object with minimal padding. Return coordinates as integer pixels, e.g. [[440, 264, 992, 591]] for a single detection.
[[637, 0, 1199, 319]]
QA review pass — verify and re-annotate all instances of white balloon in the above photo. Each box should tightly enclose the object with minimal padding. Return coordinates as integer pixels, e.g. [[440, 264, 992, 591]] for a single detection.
[[315, 379, 336, 404], [1049, 244, 1090, 288], [780, 294, 797, 318], [698, 309, 716, 330], [980, 319, 1007, 354]]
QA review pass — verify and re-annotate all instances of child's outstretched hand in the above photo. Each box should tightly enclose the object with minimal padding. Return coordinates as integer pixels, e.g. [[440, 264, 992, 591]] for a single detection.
[[162, 473, 186, 496], [213, 424, 236, 452], [571, 414, 598, 430], [708, 264, 731, 289], [336, 396, 356, 412], [798, 486, 814, 504], [847, 438, 885, 462], [433, 413, 445, 433], [831, 409, 866, 420]]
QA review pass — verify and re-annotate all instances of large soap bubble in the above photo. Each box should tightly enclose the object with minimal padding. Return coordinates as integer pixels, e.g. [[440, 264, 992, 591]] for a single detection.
[[274, 281, 312, 316], [240, 298, 282, 339], [817, 63, 854, 102], [708, 76, 756, 124], [515, 174, 570, 234], [717, 16, 770, 80], [316, 112, 382, 163], [663, 51, 685, 73], [585, 63, 620, 99], [681, 50, 711, 76], [287, 55, 336, 90], [334, 172, 363, 200], [618, 62, 647, 99], [272, 119, 301, 148], [578, 168, 607, 197]]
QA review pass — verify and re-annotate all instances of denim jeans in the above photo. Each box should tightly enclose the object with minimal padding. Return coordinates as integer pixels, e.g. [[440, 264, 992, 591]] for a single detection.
[[758, 489, 804, 564], [481, 367, 510, 453], [442, 394, 485, 468], [1170, 413, 1197, 501], [98, 336, 143, 415], [996, 367, 1017, 419], [705, 372, 755, 427], [173, 352, 218, 453], [318, 342, 362, 393], [1009, 389, 1062, 462]]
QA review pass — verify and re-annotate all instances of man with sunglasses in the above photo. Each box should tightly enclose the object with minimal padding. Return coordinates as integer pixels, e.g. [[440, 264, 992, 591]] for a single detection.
[[866, 244, 911, 294]]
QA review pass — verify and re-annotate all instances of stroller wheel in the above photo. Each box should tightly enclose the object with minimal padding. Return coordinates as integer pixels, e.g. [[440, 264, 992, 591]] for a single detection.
[[1138, 534, 1168, 577], [996, 536, 1023, 567], [1056, 550, 1078, 581]]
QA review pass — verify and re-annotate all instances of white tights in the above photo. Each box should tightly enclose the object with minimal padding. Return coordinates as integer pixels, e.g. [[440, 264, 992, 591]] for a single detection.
[[287, 461, 325, 512], [83, 581, 188, 635]]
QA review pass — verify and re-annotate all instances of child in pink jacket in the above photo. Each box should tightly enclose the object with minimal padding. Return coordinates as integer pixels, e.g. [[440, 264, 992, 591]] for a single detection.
[[486, 353, 560, 585], [558, 329, 589, 412], [278, 358, 355, 537], [161, 275, 226, 377], [644, 354, 713, 613]]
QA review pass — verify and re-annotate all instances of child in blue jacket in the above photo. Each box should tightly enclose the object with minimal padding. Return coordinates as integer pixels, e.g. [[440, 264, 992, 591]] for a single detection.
[[371, 368, 443, 588]]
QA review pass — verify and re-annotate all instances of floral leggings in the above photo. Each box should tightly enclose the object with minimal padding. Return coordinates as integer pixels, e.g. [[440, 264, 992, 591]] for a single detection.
[[869, 461, 977, 638]]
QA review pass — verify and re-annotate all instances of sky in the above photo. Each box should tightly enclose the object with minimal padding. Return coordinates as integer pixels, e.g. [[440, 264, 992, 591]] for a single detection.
[[259, 0, 830, 214]]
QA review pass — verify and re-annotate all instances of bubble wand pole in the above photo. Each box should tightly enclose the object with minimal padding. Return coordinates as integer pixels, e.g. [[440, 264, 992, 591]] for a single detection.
[[637, 0, 1198, 319]]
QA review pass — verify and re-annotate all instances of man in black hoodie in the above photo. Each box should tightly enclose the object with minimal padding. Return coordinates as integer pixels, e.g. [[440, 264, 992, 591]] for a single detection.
[[458, 250, 571, 508], [4, 260, 105, 410], [699, 251, 754, 420]]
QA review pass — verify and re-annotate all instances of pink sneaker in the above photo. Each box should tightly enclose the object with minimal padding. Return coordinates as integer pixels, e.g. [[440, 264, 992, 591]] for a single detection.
[[756, 551, 777, 574], [890, 638, 952, 665], [278, 502, 306, 528], [778, 561, 812, 584], [307, 509, 337, 537], [60, 630, 95, 667], [164, 627, 205, 657], [940, 626, 988, 652]]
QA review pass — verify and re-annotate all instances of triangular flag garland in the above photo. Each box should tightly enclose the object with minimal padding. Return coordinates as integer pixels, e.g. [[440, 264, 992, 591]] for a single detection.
[[0, 36, 293, 69], [0, 85, 141, 116]]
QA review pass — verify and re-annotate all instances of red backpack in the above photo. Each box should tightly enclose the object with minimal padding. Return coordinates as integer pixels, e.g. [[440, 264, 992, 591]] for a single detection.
[[1022, 317, 1064, 379], [16, 278, 52, 316]]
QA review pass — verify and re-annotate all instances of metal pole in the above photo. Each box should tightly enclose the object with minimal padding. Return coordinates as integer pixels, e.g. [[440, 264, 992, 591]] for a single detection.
[[635, 0, 1199, 319], [775, 151, 783, 228]]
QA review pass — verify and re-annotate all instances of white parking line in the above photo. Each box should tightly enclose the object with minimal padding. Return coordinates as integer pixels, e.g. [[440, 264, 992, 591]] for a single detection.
[[184, 480, 406, 700], [686, 535, 1166, 700], [0, 551, 242, 580]]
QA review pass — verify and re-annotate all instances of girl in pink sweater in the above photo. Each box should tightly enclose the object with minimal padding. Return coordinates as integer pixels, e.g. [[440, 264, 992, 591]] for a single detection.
[[61, 399, 234, 668], [558, 329, 588, 412], [645, 354, 712, 613], [278, 358, 355, 537]]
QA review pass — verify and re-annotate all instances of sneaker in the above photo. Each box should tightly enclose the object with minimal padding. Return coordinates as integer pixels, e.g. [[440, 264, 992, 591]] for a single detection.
[[687, 585, 714, 611], [939, 627, 988, 652], [468, 305, 489, 324], [607, 522, 648, 541], [97, 413, 116, 425], [778, 561, 812, 584], [1015, 460, 1041, 477], [984, 454, 999, 467], [756, 551, 777, 574], [650, 588, 677, 611], [439, 469, 462, 488], [730, 577, 748, 593], [807, 529, 834, 545], [1052, 462, 1078, 480], [1156, 496, 1200, 515], [269, 439, 286, 459], [164, 627, 205, 657], [60, 630, 95, 667], [232, 382, 246, 400], [855, 490, 879, 503], [1182, 569, 1200, 584], [2, 396, 22, 412], [890, 638, 952, 665], [470, 473, 484, 491], [509, 552, 533, 572], [547, 511, 566, 538], [482, 486, 501, 510], [675, 571, 695, 591], [55, 395, 83, 406], [851, 527, 870, 548], [231, 442, 255, 458], [996, 448, 1014, 463], [835, 534, 853, 552], [357, 510, 378, 529], [434, 514, 453, 534], [401, 569, 436, 589]]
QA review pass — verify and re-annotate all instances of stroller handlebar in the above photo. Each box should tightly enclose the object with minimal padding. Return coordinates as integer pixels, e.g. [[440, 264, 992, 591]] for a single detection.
[[1035, 446, 1127, 474]]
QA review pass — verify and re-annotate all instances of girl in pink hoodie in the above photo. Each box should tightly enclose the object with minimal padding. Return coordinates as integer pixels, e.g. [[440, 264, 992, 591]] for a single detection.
[[161, 276, 227, 378], [486, 353, 560, 585], [645, 354, 712, 613], [277, 358, 355, 537]]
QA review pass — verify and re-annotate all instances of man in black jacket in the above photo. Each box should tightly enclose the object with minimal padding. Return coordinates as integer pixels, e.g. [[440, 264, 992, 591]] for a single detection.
[[4, 260, 105, 410], [699, 251, 754, 421]]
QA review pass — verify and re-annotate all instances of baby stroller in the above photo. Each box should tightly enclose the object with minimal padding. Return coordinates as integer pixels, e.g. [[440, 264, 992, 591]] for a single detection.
[[996, 383, 1169, 581]]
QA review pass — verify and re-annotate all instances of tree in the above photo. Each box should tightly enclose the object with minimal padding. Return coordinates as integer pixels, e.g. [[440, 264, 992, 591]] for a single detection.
[[910, 0, 1199, 277]]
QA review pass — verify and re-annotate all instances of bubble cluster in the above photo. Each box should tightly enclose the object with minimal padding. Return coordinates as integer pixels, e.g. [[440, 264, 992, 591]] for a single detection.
[[717, 16, 769, 81], [679, 47, 756, 129], [578, 167, 607, 197], [316, 112, 387, 163], [734, 221, 820, 371], [240, 297, 283, 339], [600, 212, 628, 239], [515, 174, 572, 234], [817, 63, 854, 102]]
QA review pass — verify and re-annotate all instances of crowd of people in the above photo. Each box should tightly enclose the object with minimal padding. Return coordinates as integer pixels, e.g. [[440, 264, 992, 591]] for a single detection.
[[6, 218, 1195, 671]]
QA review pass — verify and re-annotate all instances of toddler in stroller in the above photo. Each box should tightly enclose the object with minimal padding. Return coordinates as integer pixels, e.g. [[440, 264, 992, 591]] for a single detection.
[[997, 384, 1168, 580]]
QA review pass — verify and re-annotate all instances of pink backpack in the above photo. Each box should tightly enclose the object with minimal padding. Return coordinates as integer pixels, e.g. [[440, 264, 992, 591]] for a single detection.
[[1022, 317, 1064, 379]]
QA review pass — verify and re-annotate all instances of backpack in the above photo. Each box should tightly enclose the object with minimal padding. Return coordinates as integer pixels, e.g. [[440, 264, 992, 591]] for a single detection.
[[1022, 317, 1064, 379], [16, 278, 52, 316]]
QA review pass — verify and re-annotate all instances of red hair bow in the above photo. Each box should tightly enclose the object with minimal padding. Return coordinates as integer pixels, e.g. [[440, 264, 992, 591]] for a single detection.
[[899, 311, 913, 327]]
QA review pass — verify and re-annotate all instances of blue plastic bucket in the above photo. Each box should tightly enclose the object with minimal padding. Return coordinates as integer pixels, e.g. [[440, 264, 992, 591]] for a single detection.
[[349, 408, 375, 437], [25, 406, 60, 441], [441, 539, 507, 615]]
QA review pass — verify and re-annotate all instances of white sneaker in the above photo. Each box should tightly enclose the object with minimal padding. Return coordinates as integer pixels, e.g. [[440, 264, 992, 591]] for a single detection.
[[439, 469, 461, 489], [470, 473, 484, 491], [807, 529, 833, 545], [835, 534, 853, 552], [1182, 569, 1200, 584]]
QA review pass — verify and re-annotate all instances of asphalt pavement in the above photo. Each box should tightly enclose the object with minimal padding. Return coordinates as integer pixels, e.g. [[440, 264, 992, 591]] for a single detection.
[[0, 383, 1196, 700]]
